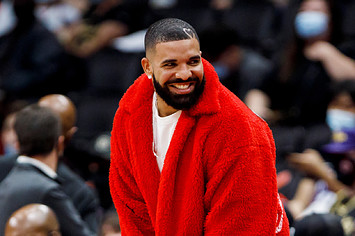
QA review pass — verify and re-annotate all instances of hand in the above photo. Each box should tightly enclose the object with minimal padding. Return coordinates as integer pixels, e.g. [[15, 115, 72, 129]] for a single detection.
[[64, 0, 90, 14], [244, 89, 280, 123], [93, 0, 123, 16], [277, 170, 292, 189], [287, 149, 336, 179], [303, 41, 336, 62]]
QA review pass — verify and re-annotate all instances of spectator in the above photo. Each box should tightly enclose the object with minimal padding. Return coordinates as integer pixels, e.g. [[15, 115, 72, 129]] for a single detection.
[[246, 0, 355, 126], [245, 0, 355, 187], [0, 104, 95, 235], [5, 203, 61, 236], [0, 94, 102, 233], [326, 80, 355, 132], [39, 94, 101, 233], [0, 0, 79, 103], [1, 113, 18, 156], [60, 0, 150, 58], [285, 146, 355, 235], [287, 80, 355, 198], [280, 80, 355, 235], [0, 101, 29, 182], [0, 100, 29, 156]]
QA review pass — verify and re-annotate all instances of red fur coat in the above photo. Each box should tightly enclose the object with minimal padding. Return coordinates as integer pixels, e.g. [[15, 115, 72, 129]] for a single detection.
[[110, 59, 289, 235]]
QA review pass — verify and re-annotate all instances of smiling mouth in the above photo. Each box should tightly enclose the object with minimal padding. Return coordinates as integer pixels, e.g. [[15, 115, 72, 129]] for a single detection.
[[168, 82, 196, 94]]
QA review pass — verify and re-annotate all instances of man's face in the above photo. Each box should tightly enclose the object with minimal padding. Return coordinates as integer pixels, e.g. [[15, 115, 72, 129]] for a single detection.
[[143, 38, 205, 111]]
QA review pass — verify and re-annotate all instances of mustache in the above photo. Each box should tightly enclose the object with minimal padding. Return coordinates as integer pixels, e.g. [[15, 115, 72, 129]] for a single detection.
[[166, 77, 199, 85]]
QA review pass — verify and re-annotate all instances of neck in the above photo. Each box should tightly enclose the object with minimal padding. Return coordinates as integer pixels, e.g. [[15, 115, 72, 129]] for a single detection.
[[304, 32, 331, 46], [31, 149, 58, 172], [156, 95, 179, 117]]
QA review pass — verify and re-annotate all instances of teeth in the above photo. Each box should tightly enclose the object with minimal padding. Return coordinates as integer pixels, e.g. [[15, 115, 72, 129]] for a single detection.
[[174, 84, 189, 89]]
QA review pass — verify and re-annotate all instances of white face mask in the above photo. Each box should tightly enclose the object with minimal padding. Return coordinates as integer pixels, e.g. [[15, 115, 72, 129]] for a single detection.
[[326, 109, 355, 131], [34, 3, 81, 32], [294, 11, 329, 39], [0, 0, 17, 36]]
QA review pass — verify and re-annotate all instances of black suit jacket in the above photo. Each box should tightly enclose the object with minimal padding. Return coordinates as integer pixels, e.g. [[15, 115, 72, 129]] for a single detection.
[[57, 162, 100, 232], [0, 154, 17, 182], [0, 155, 100, 233], [0, 163, 95, 236]]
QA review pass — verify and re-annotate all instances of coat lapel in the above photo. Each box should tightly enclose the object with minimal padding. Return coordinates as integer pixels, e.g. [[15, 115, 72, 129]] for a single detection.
[[128, 84, 160, 228]]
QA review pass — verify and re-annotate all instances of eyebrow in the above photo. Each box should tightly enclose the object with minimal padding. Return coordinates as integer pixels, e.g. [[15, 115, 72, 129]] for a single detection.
[[190, 55, 201, 60], [160, 55, 201, 65], [161, 59, 177, 65]]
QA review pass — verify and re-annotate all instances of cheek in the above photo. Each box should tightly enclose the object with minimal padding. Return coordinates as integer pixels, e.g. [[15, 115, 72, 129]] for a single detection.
[[155, 64, 204, 82], [192, 65, 204, 80], [154, 71, 172, 85]]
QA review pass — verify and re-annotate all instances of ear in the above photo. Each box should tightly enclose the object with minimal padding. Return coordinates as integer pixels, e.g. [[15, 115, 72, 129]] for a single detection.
[[57, 135, 65, 157], [65, 126, 77, 143], [14, 140, 20, 153], [141, 57, 153, 79]]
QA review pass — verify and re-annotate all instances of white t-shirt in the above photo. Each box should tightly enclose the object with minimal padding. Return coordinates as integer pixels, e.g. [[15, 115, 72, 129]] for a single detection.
[[152, 93, 181, 172]]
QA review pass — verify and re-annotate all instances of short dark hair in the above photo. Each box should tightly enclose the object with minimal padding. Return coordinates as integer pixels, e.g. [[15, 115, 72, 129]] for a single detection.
[[294, 213, 344, 236], [144, 18, 199, 53], [14, 104, 61, 157], [331, 80, 355, 103]]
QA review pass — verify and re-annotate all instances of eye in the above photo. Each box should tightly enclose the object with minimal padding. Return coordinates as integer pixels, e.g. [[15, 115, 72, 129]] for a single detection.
[[162, 62, 176, 68], [189, 58, 201, 65]]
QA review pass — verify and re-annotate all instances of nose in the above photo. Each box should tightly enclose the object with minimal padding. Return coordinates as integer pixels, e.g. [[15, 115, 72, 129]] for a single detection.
[[175, 65, 192, 80]]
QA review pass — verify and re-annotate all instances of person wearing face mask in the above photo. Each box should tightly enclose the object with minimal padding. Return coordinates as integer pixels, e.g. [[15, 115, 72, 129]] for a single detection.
[[273, 80, 355, 235], [294, 6, 330, 40], [326, 81, 355, 132], [247, 0, 355, 127], [245, 0, 355, 174], [323, 80, 355, 189]]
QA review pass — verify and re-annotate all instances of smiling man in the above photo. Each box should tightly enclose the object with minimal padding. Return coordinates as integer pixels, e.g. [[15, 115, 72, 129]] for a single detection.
[[109, 18, 289, 235], [142, 32, 205, 115]]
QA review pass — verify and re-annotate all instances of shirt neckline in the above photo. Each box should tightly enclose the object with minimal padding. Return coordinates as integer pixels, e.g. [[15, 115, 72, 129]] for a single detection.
[[17, 155, 57, 179]]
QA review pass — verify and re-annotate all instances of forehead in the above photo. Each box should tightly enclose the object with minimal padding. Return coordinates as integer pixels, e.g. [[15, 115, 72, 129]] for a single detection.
[[299, 0, 330, 13], [149, 38, 200, 63], [330, 93, 354, 106]]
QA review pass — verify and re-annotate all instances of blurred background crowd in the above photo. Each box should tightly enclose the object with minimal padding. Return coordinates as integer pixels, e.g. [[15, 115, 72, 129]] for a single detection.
[[1, 0, 355, 235]]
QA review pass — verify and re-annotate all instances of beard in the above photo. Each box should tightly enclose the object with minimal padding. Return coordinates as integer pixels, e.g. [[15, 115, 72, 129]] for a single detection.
[[153, 74, 205, 110]]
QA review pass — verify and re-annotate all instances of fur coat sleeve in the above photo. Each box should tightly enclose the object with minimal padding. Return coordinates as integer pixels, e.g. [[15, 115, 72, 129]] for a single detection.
[[109, 59, 289, 235]]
